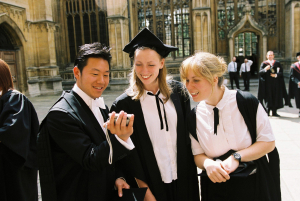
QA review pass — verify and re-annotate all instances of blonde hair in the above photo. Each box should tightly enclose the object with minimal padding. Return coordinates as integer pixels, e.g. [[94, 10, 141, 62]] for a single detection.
[[126, 47, 172, 102], [180, 52, 227, 88]]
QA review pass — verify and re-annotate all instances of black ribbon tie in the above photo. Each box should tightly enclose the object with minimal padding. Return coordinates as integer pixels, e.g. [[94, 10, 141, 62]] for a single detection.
[[213, 107, 219, 135], [147, 91, 169, 131]]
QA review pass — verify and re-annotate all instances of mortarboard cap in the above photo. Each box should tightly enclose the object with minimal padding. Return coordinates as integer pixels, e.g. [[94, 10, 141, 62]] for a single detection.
[[123, 28, 178, 58], [112, 188, 147, 201], [296, 52, 300, 57]]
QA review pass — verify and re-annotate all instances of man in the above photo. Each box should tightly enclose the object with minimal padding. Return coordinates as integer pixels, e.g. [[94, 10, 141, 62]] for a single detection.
[[289, 52, 300, 117], [258, 51, 287, 117], [228, 56, 240, 89], [38, 43, 135, 201], [239, 58, 253, 91]]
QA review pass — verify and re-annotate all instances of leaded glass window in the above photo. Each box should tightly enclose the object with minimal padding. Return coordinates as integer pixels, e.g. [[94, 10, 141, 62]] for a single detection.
[[135, 0, 191, 58], [65, 0, 109, 62], [235, 32, 258, 56]]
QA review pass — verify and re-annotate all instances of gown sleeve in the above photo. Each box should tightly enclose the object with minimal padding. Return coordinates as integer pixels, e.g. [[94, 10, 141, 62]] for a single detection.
[[0, 92, 39, 168]]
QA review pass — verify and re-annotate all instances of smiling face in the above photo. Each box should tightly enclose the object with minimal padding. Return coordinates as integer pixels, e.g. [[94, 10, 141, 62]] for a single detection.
[[185, 69, 215, 102], [74, 57, 109, 99], [134, 48, 165, 92]]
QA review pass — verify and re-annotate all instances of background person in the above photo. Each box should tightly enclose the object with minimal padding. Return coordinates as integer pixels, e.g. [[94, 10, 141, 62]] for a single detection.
[[288, 52, 300, 117], [239, 58, 253, 91], [109, 28, 200, 201], [0, 59, 39, 201], [180, 52, 280, 201], [258, 51, 287, 116], [38, 43, 134, 201], [227, 56, 240, 89]]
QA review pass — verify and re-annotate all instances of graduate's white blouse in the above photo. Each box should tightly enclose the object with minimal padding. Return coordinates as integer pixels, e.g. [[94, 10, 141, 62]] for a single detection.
[[191, 87, 275, 159], [140, 90, 178, 183]]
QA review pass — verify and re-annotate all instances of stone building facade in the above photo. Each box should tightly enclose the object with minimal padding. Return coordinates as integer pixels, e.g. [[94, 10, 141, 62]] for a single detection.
[[0, 0, 300, 95]]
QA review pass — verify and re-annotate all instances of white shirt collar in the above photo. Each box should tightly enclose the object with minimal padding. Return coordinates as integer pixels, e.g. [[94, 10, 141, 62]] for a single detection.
[[205, 87, 230, 114], [268, 60, 274, 64], [72, 84, 106, 110]]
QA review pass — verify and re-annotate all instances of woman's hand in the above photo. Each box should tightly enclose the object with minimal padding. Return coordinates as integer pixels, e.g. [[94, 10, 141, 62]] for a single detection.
[[115, 178, 130, 197], [203, 158, 230, 183], [221, 155, 239, 174], [104, 111, 134, 142]]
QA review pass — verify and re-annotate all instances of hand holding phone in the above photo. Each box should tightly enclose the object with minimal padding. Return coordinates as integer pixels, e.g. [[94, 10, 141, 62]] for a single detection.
[[104, 111, 134, 142]]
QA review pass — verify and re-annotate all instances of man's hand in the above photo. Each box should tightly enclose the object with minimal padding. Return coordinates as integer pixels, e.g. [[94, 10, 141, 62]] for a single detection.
[[264, 65, 270, 71], [221, 155, 239, 174], [270, 73, 276, 78], [104, 111, 134, 142], [115, 178, 130, 197], [203, 158, 230, 183]]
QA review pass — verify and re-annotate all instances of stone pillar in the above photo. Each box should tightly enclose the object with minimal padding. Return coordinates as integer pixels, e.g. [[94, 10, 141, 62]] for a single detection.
[[107, 0, 131, 90], [192, 3, 212, 53]]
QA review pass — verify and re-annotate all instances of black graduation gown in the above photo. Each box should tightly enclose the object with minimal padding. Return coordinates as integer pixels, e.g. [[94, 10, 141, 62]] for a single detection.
[[110, 80, 200, 201], [189, 90, 281, 201], [0, 90, 39, 201], [288, 62, 300, 109], [258, 60, 289, 110], [38, 90, 131, 201]]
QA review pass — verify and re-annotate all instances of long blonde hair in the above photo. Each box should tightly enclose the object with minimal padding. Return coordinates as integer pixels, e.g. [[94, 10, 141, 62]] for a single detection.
[[126, 47, 172, 102], [180, 52, 227, 89]]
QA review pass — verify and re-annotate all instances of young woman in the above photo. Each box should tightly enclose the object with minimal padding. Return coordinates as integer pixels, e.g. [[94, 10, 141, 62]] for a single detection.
[[107, 28, 199, 201], [180, 52, 281, 201], [0, 59, 39, 201]]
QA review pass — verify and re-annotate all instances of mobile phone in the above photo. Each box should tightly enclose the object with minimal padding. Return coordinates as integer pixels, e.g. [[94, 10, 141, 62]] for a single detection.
[[108, 113, 132, 126]]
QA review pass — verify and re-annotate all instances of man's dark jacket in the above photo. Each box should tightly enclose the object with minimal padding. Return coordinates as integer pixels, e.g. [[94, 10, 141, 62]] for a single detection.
[[38, 90, 130, 201]]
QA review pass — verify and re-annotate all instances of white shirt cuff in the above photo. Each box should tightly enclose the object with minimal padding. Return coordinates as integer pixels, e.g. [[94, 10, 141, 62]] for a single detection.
[[275, 74, 277, 78], [114, 135, 135, 150]]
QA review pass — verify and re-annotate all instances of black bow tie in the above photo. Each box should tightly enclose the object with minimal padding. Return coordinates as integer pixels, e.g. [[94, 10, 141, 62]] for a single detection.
[[147, 91, 169, 131], [213, 107, 219, 135]]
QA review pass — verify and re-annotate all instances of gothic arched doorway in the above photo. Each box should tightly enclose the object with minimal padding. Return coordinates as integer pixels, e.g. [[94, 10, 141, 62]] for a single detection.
[[234, 31, 259, 76], [0, 15, 26, 92], [0, 24, 19, 90]]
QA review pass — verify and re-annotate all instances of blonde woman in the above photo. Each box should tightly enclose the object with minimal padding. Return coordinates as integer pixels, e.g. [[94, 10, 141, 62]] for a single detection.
[[108, 28, 199, 201], [180, 52, 281, 201]]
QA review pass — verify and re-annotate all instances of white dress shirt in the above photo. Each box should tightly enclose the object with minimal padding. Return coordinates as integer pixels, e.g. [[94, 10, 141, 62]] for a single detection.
[[140, 90, 178, 183], [191, 87, 275, 158], [239, 60, 253, 75], [73, 84, 134, 150], [228, 61, 237, 72]]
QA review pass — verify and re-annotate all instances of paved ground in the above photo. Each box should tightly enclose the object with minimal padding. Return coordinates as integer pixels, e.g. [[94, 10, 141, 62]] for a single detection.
[[29, 79, 300, 201]]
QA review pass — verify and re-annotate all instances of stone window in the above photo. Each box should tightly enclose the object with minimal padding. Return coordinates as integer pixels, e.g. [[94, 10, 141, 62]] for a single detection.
[[65, 0, 109, 62], [216, 0, 277, 39], [134, 0, 192, 58]]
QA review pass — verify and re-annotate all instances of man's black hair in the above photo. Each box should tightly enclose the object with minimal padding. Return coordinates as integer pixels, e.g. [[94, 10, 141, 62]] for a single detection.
[[74, 42, 112, 72]]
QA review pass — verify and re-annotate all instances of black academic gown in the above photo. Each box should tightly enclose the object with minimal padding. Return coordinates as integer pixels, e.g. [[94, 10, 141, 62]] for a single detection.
[[38, 90, 131, 201], [110, 80, 200, 201], [0, 90, 39, 201], [258, 60, 286, 110], [288, 62, 300, 109]]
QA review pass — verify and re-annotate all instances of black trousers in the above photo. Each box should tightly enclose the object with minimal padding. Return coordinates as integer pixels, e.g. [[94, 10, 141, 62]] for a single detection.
[[229, 72, 240, 89], [242, 72, 251, 90], [205, 174, 256, 201]]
